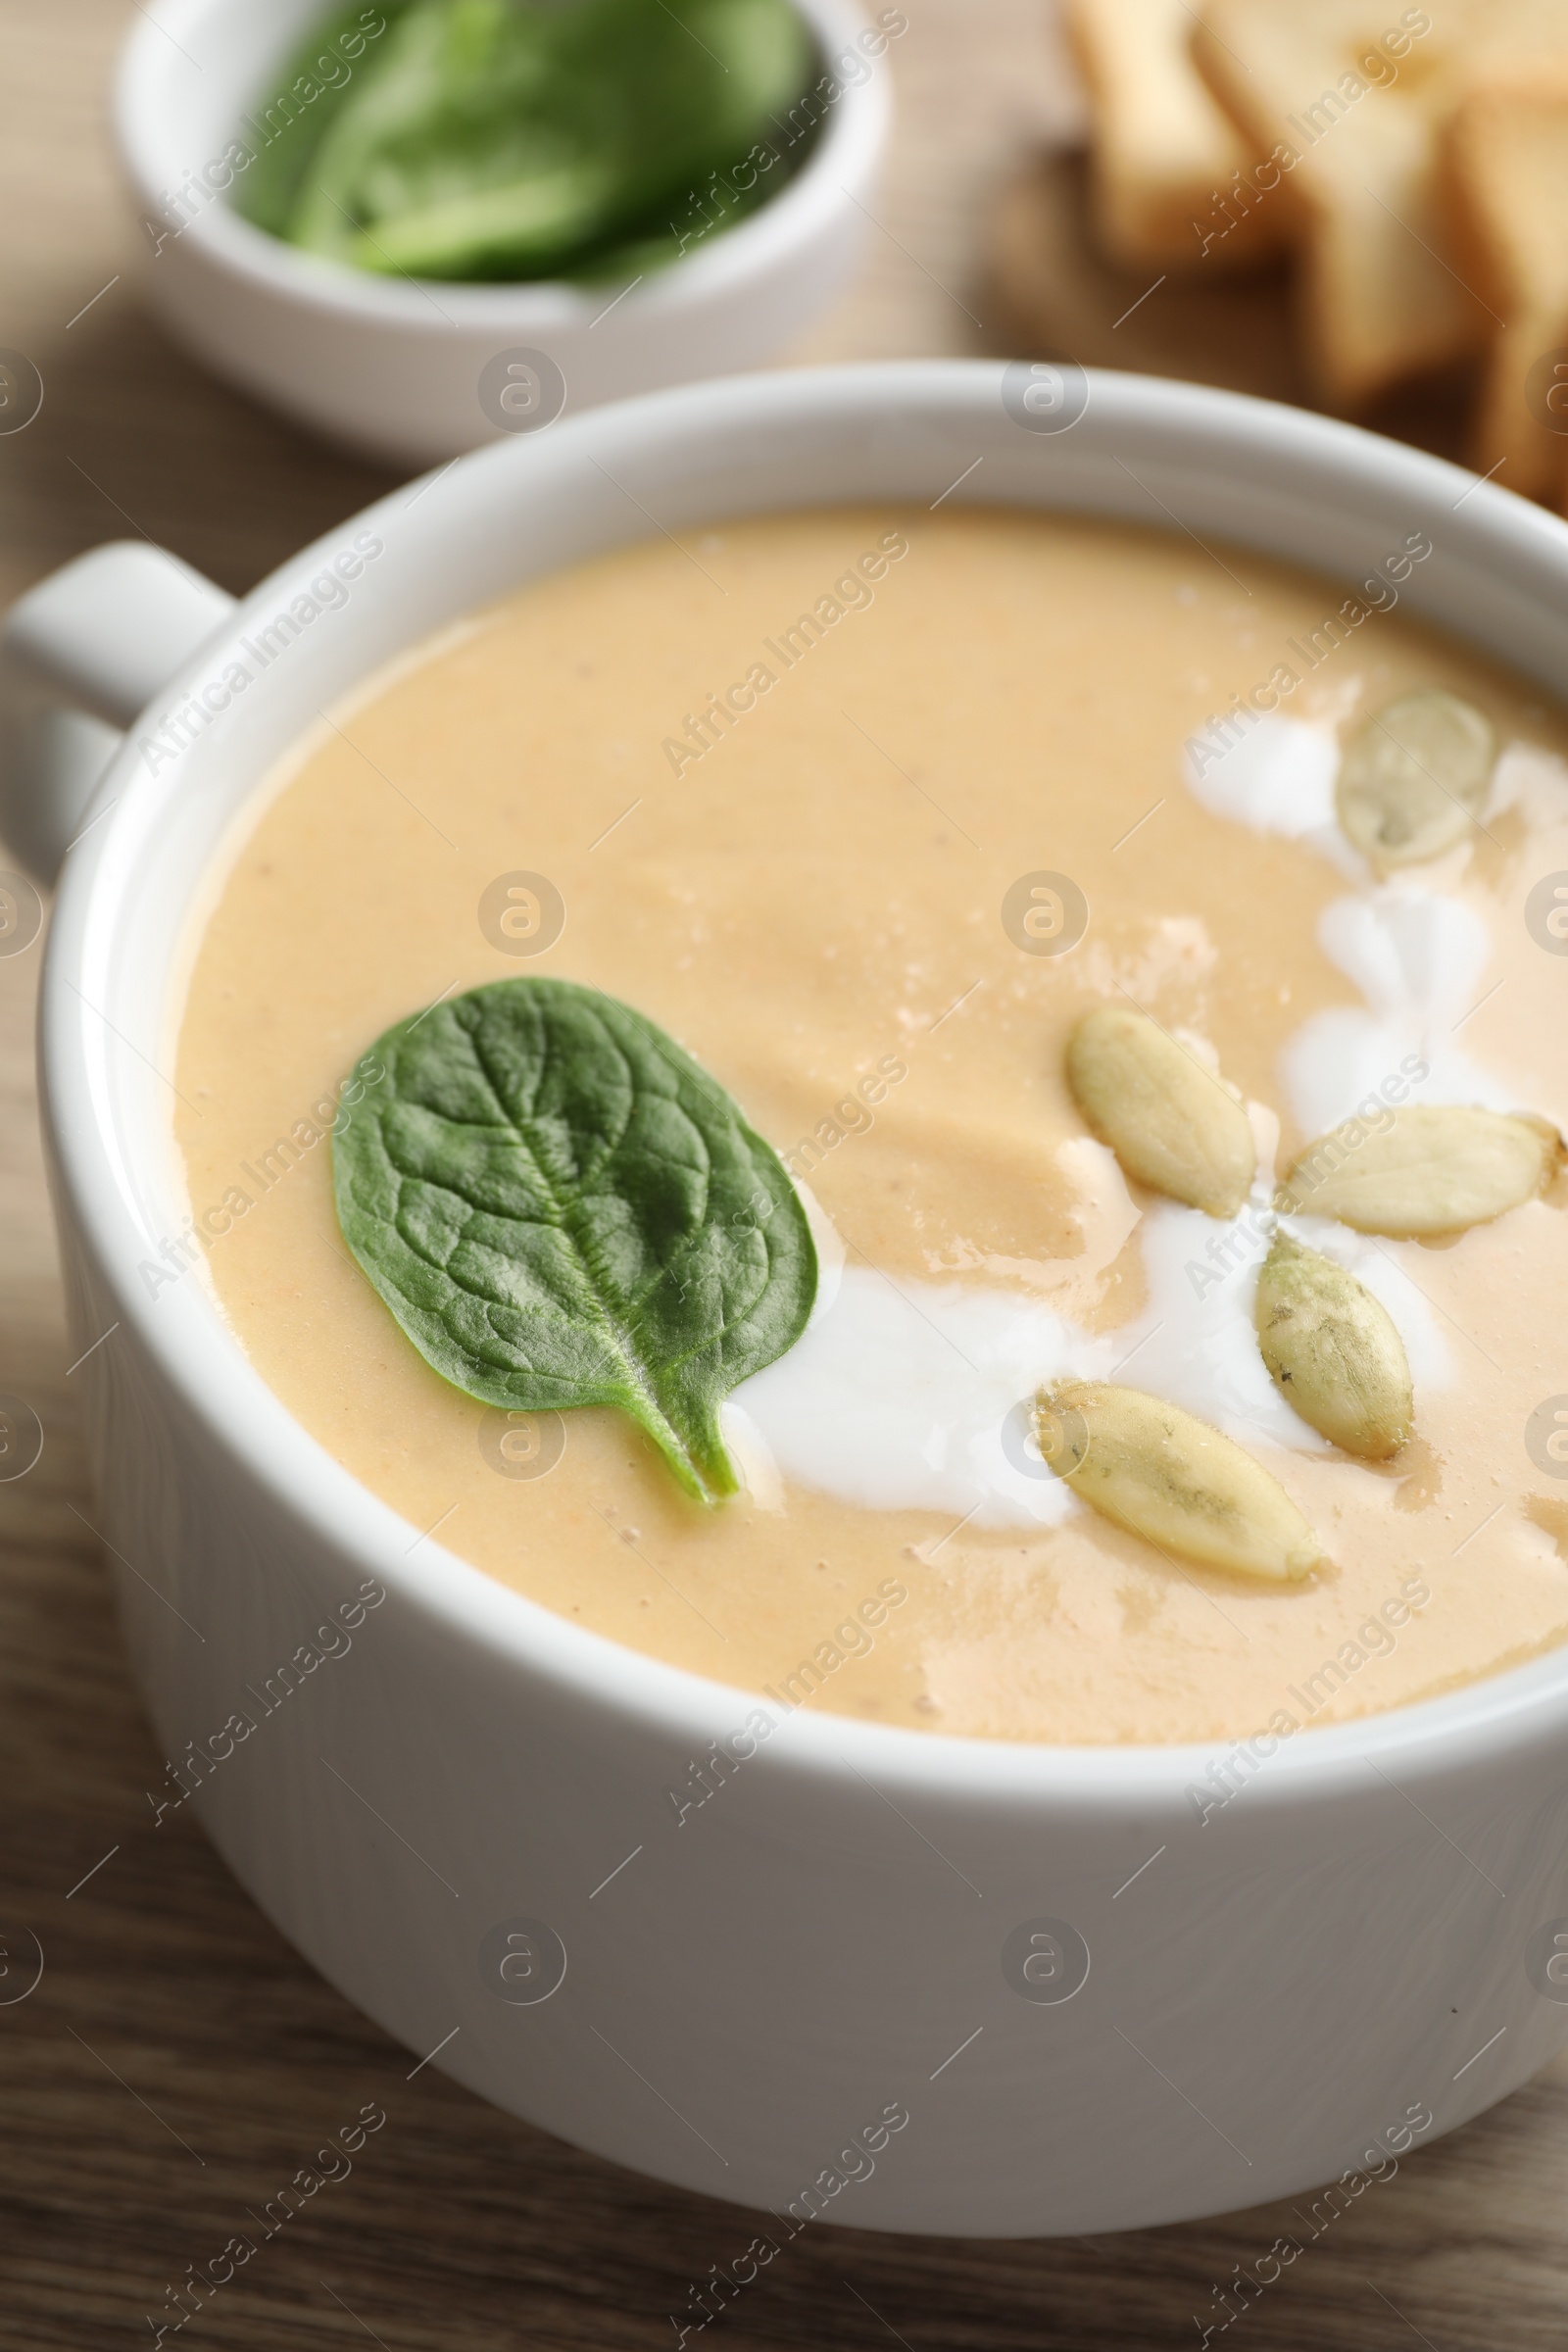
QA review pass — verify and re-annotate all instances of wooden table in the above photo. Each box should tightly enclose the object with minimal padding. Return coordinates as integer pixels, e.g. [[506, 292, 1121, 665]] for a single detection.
[[3, 7, 1566, 2345]]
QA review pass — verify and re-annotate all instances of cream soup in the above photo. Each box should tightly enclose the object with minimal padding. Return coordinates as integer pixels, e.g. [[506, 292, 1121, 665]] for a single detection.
[[172, 508, 1568, 1743]]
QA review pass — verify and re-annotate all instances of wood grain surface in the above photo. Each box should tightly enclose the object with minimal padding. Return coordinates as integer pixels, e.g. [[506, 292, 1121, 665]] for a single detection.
[[3, 6, 1567, 2347]]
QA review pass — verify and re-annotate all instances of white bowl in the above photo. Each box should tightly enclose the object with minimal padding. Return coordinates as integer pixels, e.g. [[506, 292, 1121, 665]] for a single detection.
[[115, 0, 894, 467], [9, 364, 1568, 2238]]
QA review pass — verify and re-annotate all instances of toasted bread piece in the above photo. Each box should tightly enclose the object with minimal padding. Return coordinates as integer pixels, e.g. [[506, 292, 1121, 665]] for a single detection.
[[1193, 1, 1504, 410], [1065, 0, 1283, 272], [1445, 82, 1568, 503]]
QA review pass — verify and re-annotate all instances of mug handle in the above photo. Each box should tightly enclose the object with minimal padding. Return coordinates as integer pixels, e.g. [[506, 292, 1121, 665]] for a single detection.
[[0, 540, 236, 883]]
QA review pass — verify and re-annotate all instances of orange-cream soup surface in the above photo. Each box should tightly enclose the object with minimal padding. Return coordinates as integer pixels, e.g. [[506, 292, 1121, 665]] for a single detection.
[[172, 508, 1568, 1745]]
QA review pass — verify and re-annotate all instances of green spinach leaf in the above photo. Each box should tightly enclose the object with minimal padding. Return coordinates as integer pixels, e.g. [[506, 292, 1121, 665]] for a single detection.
[[235, 0, 819, 284], [332, 977, 816, 1503]]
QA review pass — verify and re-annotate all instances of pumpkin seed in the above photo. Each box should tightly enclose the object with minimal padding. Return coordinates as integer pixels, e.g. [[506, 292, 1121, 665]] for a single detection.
[[1253, 1234, 1412, 1458], [1066, 1004, 1255, 1218], [1336, 690, 1495, 869], [1036, 1379, 1324, 1582], [1283, 1104, 1558, 1236]]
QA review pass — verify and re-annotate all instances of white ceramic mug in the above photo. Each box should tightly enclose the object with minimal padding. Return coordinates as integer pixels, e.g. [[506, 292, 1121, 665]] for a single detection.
[[9, 364, 1568, 2239]]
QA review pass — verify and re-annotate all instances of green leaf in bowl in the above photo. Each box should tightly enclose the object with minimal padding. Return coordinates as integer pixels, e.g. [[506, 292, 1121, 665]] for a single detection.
[[235, 1, 419, 242], [331, 977, 817, 1504], [238, 0, 821, 283]]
